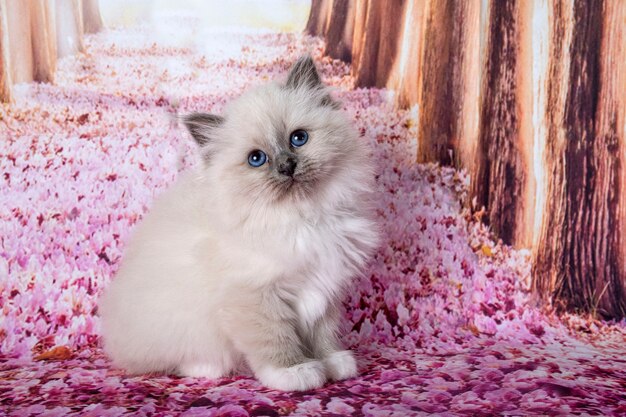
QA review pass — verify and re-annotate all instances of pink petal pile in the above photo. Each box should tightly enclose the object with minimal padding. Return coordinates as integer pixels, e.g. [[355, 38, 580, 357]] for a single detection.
[[1, 19, 625, 416]]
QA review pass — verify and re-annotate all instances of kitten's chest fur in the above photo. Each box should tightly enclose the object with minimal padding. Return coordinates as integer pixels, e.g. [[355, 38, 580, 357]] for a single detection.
[[220, 205, 369, 327], [281, 211, 359, 327]]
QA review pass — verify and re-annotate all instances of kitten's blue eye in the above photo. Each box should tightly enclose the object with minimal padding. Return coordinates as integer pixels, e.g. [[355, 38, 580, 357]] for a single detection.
[[248, 150, 267, 167], [290, 130, 308, 147]]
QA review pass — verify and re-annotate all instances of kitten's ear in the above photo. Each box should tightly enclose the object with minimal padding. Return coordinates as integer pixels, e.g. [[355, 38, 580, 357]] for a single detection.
[[286, 56, 323, 90], [286, 56, 341, 109], [182, 113, 224, 146]]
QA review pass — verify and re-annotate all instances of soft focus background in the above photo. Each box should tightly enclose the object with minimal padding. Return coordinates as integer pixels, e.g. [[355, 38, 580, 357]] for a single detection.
[[100, 0, 310, 31], [1, 1, 625, 416]]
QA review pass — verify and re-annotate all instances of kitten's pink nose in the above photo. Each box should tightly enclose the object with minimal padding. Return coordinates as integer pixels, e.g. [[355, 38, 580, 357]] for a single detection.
[[276, 153, 297, 177]]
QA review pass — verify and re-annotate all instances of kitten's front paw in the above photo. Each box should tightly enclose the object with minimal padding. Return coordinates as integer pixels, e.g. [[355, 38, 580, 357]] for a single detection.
[[257, 360, 326, 391], [323, 350, 358, 381]]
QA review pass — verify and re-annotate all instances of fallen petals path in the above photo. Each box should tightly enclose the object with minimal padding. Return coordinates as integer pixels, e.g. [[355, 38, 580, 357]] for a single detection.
[[1, 20, 625, 417]]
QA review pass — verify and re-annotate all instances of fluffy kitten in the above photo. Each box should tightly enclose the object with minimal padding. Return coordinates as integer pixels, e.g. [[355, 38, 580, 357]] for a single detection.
[[99, 56, 379, 391]]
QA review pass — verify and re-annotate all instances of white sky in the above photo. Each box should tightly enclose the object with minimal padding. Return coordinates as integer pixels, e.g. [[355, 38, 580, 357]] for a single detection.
[[99, 0, 312, 32]]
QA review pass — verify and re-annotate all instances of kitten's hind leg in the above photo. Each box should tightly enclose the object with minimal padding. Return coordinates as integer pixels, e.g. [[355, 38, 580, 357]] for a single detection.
[[307, 305, 358, 381], [218, 285, 327, 391]]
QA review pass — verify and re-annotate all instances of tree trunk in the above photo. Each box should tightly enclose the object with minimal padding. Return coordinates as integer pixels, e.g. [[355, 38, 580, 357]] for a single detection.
[[0, 0, 12, 102], [305, 0, 332, 37], [55, 0, 84, 58], [30, 0, 57, 83], [533, 0, 626, 319], [308, 0, 626, 319], [471, 0, 535, 247], [606, 1, 626, 320], [353, 0, 405, 88], [0, 0, 102, 102], [352, 0, 380, 86], [349, 0, 369, 80], [6, 0, 33, 84], [385, 0, 427, 109], [416, 0, 481, 170], [82, 0, 103, 34], [323, 0, 355, 63]]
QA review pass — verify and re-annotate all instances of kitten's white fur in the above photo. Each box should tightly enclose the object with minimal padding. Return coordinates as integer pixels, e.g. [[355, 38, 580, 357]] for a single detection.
[[99, 57, 378, 391]]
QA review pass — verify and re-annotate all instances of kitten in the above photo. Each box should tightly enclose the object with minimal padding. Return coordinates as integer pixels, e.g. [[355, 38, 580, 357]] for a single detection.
[[99, 56, 379, 391]]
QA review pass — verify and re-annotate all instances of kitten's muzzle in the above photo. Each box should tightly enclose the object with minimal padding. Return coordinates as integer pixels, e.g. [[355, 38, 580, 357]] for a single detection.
[[276, 152, 297, 177]]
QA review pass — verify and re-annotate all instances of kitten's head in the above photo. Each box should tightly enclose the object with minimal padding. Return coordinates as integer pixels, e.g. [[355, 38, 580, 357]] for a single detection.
[[182, 56, 371, 219]]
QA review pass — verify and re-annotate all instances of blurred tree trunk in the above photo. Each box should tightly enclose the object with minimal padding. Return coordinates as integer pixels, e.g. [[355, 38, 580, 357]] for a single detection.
[[306, 0, 354, 62], [82, 0, 103, 34], [352, 0, 405, 88], [349, 0, 368, 80], [0, 0, 12, 102], [0, 0, 102, 102], [55, 0, 84, 58], [30, 0, 57, 83], [6, 0, 33, 84], [323, 0, 355, 63], [533, 0, 626, 319], [305, 0, 331, 37], [307, 0, 406, 87]]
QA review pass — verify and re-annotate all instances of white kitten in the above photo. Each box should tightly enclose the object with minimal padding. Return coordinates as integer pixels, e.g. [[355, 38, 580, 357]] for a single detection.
[[99, 56, 379, 391]]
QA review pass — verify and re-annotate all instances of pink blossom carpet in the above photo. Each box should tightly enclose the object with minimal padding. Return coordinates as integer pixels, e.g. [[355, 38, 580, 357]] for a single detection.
[[1, 20, 625, 417]]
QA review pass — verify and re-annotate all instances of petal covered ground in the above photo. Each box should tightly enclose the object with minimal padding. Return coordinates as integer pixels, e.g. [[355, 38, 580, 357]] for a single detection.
[[1, 20, 626, 417]]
